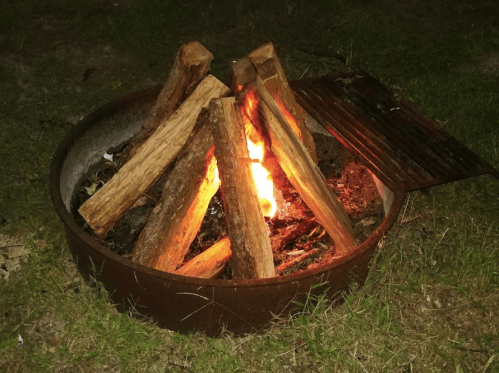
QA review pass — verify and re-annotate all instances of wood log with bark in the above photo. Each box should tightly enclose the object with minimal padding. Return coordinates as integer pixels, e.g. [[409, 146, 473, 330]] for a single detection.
[[174, 237, 231, 279], [118, 41, 213, 167], [254, 76, 357, 255], [79, 75, 230, 238], [248, 42, 318, 163], [229, 57, 257, 94], [209, 97, 275, 279], [275, 248, 321, 275], [131, 109, 220, 272]]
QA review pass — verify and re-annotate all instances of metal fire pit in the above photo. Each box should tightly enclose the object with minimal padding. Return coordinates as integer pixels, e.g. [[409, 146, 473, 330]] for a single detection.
[[49, 72, 498, 336]]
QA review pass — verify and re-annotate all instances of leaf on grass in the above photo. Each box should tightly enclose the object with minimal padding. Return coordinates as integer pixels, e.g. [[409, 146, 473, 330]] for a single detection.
[[84, 182, 102, 196], [360, 217, 377, 227], [35, 240, 47, 248]]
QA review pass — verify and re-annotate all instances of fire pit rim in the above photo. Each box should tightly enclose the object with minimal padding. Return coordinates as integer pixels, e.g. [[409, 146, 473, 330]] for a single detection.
[[49, 84, 404, 288], [51, 190, 400, 288]]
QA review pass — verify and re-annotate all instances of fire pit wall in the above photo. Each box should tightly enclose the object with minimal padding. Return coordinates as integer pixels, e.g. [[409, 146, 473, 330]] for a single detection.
[[50, 85, 404, 336]]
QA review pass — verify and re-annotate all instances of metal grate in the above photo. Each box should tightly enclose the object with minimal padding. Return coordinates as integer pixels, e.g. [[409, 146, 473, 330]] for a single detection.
[[291, 73, 499, 193]]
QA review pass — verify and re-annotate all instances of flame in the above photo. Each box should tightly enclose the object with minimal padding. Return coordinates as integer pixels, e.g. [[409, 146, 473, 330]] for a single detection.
[[240, 91, 277, 218], [246, 135, 276, 218], [277, 101, 301, 139]]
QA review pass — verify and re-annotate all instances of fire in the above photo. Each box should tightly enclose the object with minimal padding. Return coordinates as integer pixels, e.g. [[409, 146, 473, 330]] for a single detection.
[[246, 133, 276, 218], [240, 90, 277, 218], [277, 101, 301, 139]]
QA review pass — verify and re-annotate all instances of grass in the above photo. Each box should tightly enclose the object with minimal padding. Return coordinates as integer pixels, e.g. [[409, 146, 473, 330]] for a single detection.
[[1, 0, 498, 371]]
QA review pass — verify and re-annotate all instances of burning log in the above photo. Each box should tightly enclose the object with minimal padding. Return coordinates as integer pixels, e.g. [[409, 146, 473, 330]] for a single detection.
[[79, 75, 230, 238], [254, 76, 357, 255], [131, 109, 220, 272], [118, 41, 213, 167], [248, 42, 318, 163], [209, 97, 275, 279], [175, 237, 231, 279], [270, 219, 318, 252], [275, 248, 321, 276], [229, 57, 256, 94]]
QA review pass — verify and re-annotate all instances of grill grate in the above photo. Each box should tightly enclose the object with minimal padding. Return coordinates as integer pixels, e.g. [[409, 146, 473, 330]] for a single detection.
[[291, 73, 499, 193]]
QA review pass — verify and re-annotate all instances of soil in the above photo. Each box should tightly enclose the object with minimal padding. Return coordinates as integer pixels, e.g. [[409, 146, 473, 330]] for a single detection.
[[71, 129, 384, 278]]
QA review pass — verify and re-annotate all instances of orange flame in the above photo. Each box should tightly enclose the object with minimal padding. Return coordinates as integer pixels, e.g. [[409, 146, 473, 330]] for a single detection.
[[241, 91, 277, 218], [277, 101, 301, 139]]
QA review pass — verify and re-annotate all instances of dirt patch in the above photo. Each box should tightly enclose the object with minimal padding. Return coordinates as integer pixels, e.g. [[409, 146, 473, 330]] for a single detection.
[[0, 234, 30, 281], [480, 52, 499, 75]]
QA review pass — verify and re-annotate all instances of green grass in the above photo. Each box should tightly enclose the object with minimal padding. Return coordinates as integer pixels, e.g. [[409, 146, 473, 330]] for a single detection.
[[1, 0, 499, 372]]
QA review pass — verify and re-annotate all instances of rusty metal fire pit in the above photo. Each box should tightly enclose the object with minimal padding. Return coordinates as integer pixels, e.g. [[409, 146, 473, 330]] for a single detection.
[[49, 72, 498, 336]]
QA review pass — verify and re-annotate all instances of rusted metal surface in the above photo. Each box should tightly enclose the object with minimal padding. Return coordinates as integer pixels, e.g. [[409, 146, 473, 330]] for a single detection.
[[291, 73, 499, 193], [49, 84, 403, 336]]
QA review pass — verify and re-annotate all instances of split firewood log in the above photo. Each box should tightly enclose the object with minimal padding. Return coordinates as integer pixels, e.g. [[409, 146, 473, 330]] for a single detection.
[[229, 57, 256, 94], [209, 97, 275, 279], [131, 109, 220, 273], [248, 42, 318, 163], [118, 41, 213, 167], [174, 237, 232, 279], [254, 76, 357, 255], [79, 75, 230, 238]]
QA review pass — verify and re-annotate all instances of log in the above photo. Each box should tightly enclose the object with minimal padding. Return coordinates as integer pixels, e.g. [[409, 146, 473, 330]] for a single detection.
[[209, 97, 275, 279], [131, 109, 220, 272], [254, 76, 357, 255], [118, 41, 213, 167], [270, 219, 318, 253], [229, 57, 266, 141], [248, 42, 318, 163], [275, 248, 320, 276], [79, 75, 230, 238], [229, 57, 257, 94], [174, 237, 232, 279]]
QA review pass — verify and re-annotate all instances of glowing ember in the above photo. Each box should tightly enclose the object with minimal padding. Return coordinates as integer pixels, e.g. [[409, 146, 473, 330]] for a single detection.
[[240, 91, 277, 218]]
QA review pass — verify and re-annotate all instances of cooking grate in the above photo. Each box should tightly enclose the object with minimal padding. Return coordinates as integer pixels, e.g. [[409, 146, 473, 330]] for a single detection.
[[291, 72, 499, 193]]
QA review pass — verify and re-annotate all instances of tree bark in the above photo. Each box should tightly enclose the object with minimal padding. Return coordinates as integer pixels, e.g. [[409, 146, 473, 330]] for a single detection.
[[209, 97, 275, 279], [131, 109, 220, 272], [174, 237, 231, 279], [118, 41, 213, 167], [255, 76, 357, 255], [79, 75, 230, 238], [248, 42, 318, 163]]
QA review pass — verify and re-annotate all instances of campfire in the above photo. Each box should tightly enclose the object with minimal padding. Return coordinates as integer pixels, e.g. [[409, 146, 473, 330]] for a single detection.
[[77, 41, 369, 280], [52, 39, 498, 334]]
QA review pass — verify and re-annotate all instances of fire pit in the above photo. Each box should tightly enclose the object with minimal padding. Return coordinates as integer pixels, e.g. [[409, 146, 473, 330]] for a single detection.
[[49, 44, 498, 336]]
